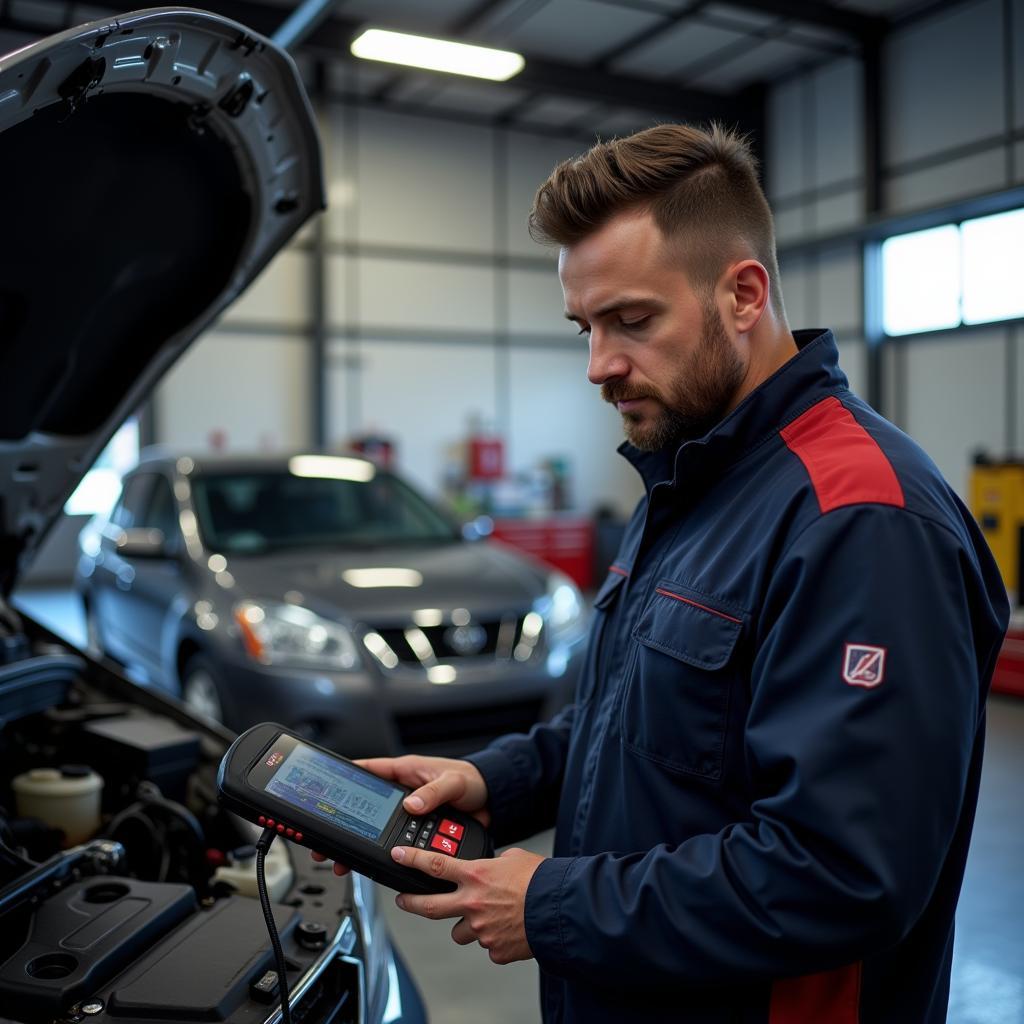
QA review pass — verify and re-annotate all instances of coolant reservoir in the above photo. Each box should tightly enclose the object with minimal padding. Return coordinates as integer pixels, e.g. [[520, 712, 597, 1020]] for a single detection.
[[12, 765, 103, 846], [213, 840, 294, 901]]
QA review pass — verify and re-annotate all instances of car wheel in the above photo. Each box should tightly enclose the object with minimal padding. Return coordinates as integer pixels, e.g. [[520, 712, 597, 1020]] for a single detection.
[[182, 655, 229, 726]]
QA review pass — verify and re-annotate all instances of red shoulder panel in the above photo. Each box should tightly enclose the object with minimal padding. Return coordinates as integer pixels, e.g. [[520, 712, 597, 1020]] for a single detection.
[[769, 962, 862, 1024], [780, 396, 905, 514]]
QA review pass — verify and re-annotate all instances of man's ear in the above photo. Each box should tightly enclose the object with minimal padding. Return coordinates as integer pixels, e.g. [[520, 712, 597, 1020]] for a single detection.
[[726, 260, 771, 334]]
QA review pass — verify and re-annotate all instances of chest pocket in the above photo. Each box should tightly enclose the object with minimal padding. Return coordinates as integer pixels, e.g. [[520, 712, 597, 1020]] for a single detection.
[[621, 579, 745, 780], [575, 567, 627, 708]]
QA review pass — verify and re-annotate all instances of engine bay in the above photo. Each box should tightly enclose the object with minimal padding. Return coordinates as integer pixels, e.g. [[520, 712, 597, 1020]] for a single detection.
[[0, 607, 363, 1024]]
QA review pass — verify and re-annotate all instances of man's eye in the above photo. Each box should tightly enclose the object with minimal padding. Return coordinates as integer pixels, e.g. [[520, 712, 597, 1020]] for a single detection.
[[622, 317, 649, 331]]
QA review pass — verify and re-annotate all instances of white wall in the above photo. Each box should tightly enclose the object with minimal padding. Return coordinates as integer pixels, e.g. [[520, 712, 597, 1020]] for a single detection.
[[328, 338, 499, 500], [902, 330, 1007, 496], [767, 0, 1022, 499], [154, 104, 642, 518], [157, 332, 310, 453]]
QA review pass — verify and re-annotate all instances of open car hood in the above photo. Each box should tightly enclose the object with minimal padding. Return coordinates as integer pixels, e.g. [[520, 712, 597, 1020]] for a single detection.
[[0, 8, 324, 593]]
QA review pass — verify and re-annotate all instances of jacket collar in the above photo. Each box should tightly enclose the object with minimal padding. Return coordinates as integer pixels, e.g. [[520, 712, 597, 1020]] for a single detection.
[[621, 329, 848, 493]]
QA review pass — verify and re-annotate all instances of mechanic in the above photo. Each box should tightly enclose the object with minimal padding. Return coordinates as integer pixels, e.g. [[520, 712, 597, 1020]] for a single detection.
[[315, 123, 1010, 1023]]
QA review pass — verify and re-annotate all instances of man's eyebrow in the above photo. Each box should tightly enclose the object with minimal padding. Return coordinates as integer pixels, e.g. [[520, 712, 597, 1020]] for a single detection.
[[564, 297, 661, 322]]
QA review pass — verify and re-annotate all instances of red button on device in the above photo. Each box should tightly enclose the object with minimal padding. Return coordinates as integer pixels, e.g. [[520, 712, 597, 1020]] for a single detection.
[[258, 816, 267, 826], [277, 823, 285, 834], [266, 819, 275, 828], [294, 832, 303, 842], [286, 828, 295, 838], [429, 833, 460, 856], [438, 819, 464, 841]]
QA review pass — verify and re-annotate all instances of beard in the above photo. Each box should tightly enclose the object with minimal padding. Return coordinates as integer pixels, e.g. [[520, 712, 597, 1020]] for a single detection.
[[602, 304, 745, 453]]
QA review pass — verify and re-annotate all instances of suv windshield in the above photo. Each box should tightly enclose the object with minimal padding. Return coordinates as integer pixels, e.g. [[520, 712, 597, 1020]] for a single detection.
[[191, 469, 459, 553]]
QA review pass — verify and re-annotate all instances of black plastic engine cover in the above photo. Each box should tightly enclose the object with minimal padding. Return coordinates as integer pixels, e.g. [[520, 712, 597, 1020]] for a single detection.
[[0, 876, 196, 1019], [106, 896, 299, 1020]]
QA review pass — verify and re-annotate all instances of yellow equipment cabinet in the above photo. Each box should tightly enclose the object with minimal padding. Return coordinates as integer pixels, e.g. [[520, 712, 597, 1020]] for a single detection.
[[970, 460, 1024, 600]]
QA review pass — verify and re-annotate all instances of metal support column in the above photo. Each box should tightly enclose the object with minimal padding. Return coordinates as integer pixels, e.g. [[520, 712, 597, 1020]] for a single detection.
[[862, 31, 886, 414], [310, 62, 328, 450]]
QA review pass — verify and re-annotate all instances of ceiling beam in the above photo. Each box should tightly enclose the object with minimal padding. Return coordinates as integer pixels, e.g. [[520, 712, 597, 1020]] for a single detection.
[[515, 56, 740, 121], [709, 0, 887, 40], [589, 0, 704, 70], [1, 0, 743, 123], [271, 0, 339, 51]]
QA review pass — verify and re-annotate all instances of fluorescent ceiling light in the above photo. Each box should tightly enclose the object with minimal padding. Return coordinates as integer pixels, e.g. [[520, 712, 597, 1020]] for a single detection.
[[342, 568, 424, 588], [427, 665, 457, 685], [351, 28, 525, 82], [289, 454, 375, 482], [412, 608, 444, 627]]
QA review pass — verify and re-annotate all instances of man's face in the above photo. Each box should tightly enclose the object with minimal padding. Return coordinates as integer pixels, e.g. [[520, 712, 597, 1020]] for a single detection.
[[560, 209, 747, 452]]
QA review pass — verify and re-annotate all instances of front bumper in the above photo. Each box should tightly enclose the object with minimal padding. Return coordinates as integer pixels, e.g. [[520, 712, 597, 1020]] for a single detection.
[[214, 645, 581, 757]]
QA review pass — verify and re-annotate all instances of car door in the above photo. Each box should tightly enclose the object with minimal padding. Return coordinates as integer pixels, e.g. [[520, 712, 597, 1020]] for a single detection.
[[120, 474, 187, 684], [92, 473, 155, 665]]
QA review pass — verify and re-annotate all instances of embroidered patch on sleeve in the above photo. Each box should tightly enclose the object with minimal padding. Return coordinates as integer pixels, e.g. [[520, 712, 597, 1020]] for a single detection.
[[842, 643, 887, 687]]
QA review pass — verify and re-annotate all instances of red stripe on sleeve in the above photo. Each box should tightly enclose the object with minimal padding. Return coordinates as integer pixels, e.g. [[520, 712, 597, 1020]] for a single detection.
[[780, 397, 905, 513], [770, 963, 862, 1024]]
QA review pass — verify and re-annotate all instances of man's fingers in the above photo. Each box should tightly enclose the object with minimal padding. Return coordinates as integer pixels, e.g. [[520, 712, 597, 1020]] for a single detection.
[[391, 844, 467, 884], [310, 850, 350, 875], [392, 845, 466, 920], [396, 889, 462, 920], [404, 769, 467, 814], [355, 757, 401, 779], [451, 917, 475, 945]]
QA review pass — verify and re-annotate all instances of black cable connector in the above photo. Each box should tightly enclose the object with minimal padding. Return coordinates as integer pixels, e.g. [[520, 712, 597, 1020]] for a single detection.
[[256, 827, 292, 1024]]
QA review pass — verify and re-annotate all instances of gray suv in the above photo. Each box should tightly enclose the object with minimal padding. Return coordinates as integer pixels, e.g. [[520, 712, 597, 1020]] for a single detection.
[[77, 452, 586, 756]]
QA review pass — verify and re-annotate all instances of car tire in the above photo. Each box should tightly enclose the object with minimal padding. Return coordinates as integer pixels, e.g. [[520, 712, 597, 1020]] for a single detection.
[[182, 655, 230, 727]]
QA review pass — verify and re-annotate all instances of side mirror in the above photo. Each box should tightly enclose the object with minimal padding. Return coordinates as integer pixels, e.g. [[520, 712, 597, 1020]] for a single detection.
[[116, 528, 171, 559]]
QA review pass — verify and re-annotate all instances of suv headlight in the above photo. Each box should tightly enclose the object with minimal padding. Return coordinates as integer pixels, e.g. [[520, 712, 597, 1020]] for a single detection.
[[234, 600, 360, 670], [535, 571, 584, 645]]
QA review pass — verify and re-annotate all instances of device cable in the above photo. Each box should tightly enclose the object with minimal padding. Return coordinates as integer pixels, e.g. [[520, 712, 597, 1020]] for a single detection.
[[256, 827, 292, 1024]]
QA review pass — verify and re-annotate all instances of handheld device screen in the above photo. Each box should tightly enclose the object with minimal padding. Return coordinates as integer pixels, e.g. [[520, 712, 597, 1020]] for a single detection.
[[255, 739, 403, 842]]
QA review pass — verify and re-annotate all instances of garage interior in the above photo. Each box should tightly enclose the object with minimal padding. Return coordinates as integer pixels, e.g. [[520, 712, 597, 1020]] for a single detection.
[[3, 0, 1024, 1021]]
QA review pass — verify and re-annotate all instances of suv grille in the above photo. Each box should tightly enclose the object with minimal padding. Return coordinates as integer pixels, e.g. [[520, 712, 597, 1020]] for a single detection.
[[372, 614, 533, 666]]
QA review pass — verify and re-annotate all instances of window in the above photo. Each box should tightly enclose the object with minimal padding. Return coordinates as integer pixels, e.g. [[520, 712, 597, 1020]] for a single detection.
[[881, 225, 961, 336], [140, 478, 180, 545], [110, 475, 153, 530], [191, 470, 458, 553], [880, 207, 1024, 337], [961, 209, 1024, 325], [64, 419, 140, 517]]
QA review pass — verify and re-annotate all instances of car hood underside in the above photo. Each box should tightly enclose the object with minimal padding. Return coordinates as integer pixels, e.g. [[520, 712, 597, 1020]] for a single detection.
[[0, 8, 324, 592]]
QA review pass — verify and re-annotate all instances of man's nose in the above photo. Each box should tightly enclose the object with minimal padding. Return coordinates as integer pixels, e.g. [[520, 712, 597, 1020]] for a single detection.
[[586, 333, 630, 386]]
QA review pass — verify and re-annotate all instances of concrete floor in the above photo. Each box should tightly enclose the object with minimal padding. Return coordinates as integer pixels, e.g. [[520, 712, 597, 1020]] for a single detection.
[[14, 588, 1024, 1023]]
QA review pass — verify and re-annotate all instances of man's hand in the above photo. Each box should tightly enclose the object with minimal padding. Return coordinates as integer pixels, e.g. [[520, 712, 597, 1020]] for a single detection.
[[311, 754, 489, 876], [392, 845, 544, 964]]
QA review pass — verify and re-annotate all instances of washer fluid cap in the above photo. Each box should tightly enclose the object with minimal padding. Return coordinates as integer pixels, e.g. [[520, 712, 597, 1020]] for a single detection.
[[14, 768, 103, 797]]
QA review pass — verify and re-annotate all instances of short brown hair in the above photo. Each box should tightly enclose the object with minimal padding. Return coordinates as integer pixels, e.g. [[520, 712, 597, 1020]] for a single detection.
[[529, 123, 786, 320]]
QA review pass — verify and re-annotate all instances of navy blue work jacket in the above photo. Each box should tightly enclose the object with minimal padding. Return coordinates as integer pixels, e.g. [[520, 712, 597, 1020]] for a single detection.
[[467, 329, 1009, 1024]]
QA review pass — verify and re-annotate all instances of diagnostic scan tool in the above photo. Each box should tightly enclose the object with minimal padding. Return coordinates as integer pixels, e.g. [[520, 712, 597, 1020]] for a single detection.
[[217, 723, 493, 894]]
